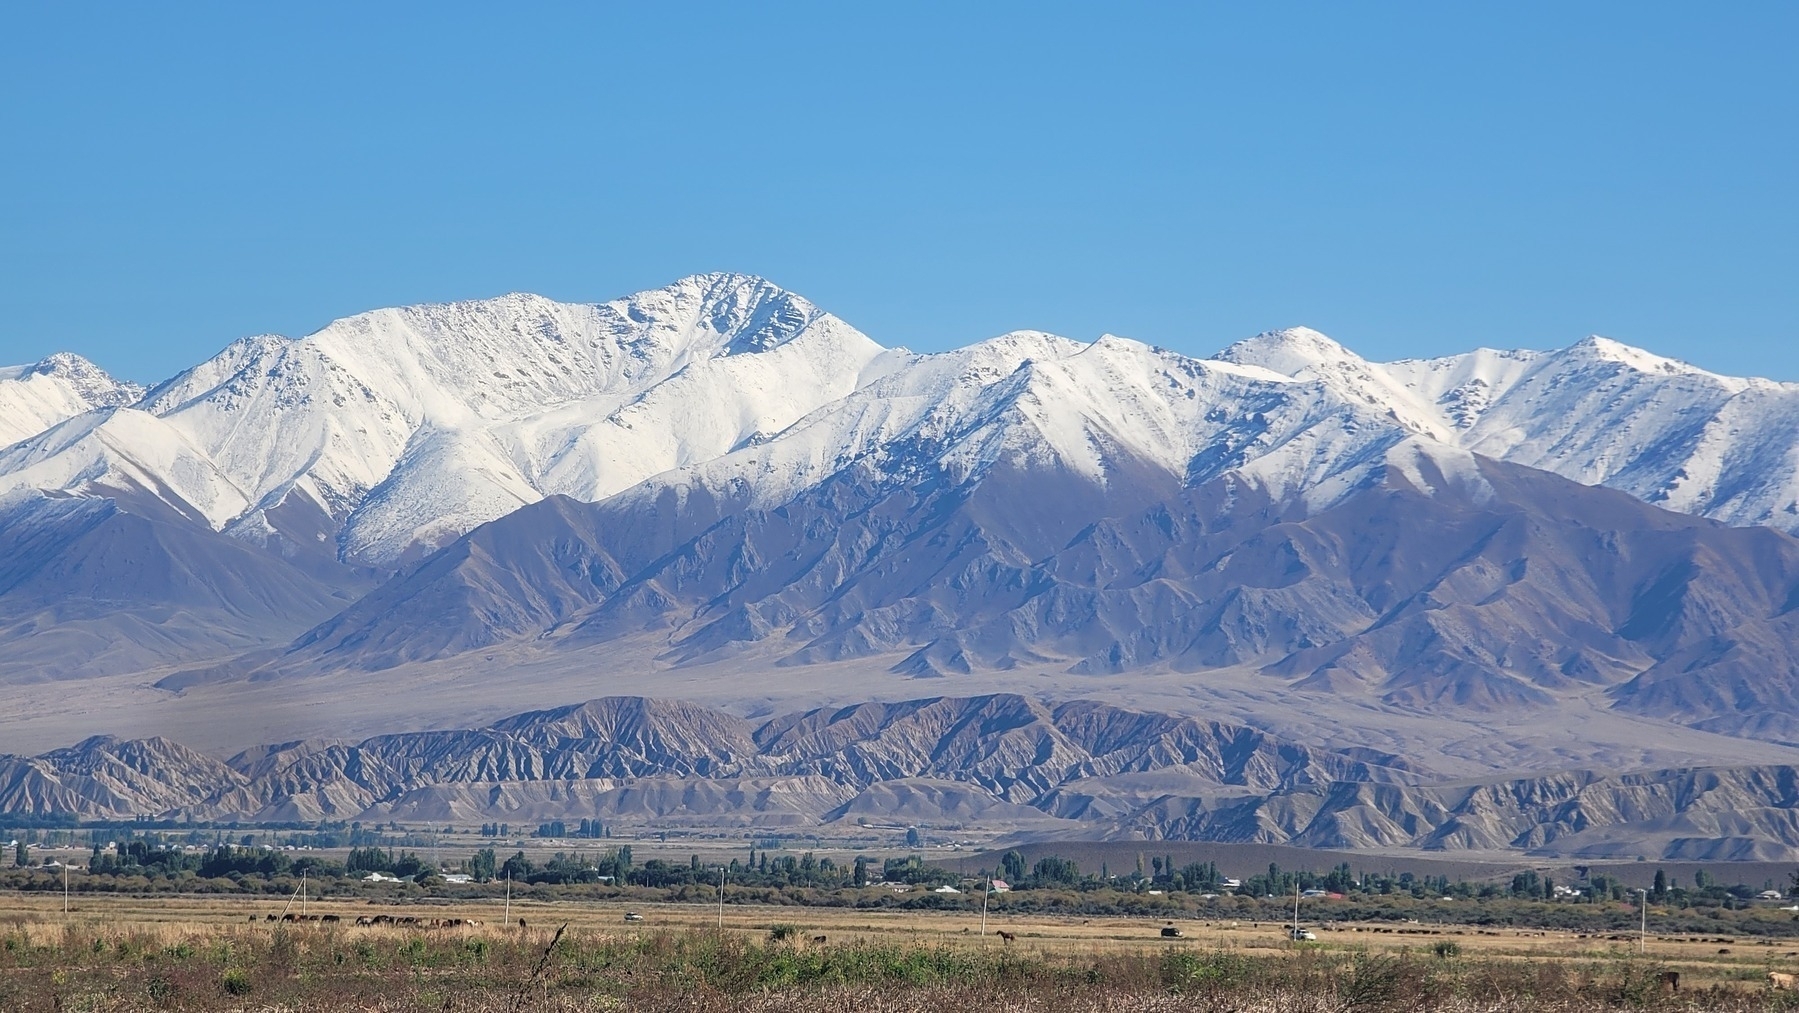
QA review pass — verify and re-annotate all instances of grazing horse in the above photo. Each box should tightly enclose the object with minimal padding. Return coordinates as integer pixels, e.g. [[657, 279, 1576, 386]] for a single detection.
[[996, 931, 1016, 943], [811, 935, 828, 944]]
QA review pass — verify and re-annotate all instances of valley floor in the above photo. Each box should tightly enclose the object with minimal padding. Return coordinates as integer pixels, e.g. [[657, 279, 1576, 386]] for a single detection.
[[10, 646, 1797, 779], [3, 894, 1798, 1011]]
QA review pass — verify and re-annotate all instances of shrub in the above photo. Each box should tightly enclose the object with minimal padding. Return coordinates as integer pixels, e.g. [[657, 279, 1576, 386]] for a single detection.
[[219, 966, 252, 996]]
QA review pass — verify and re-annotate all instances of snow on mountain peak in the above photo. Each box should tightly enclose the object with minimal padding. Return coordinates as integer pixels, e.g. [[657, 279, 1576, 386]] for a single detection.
[[1214, 327, 1457, 441], [0, 353, 145, 449], [9, 275, 1799, 571], [1213, 326, 1357, 375], [27, 351, 105, 379], [1567, 335, 1749, 389], [44, 274, 893, 565]]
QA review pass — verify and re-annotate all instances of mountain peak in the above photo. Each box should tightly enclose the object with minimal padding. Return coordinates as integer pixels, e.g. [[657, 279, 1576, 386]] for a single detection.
[[16, 352, 141, 401], [1212, 327, 1360, 376], [0, 352, 145, 448], [28, 351, 100, 376], [1567, 335, 1731, 382], [8, 273, 1799, 589], [261, 273, 829, 377]]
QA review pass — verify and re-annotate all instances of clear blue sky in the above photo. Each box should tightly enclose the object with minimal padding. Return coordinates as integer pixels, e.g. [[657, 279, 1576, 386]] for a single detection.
[[3, 2, 1795, 383]]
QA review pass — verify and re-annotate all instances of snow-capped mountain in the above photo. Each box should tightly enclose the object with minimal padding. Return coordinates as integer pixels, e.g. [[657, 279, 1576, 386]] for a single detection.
[[7, 276, 1799, 574], [1223, 329, 1799, 533], [0, 275, 895, 566], [602, 329, 1406, 535], [7, 274, 1799, 722], [0, 353, 143, 447], [13, 278, 1799, 853]]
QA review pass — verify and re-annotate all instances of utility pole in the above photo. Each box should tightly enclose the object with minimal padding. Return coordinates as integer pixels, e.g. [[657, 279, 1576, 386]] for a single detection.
[[981, 876, 990, 937], [1638, 888, 1648, 953], [63, 862, 69, 916], [504, 875, 511, 926], [300, 871, 306, 917], [717, 866, 726, 931]]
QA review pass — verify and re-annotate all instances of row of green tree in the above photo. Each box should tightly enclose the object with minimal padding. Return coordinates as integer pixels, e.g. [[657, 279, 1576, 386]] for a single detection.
[[84, 843, 343, 880], [987, 854, 1799, 905], [475, 821, 618, 839]]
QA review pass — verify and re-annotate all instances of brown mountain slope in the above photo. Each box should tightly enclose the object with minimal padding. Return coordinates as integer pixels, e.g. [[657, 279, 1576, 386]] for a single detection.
[[6, 695, 1797, 859], [245, 444, 1799, 740]]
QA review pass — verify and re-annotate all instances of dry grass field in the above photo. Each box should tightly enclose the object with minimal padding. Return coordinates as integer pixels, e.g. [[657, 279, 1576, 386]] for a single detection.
[[4, 892, 1799, 1011]]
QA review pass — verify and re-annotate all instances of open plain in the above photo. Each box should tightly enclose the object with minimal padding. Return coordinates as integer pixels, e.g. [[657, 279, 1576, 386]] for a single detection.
[[4, 892, 1799, 1011]]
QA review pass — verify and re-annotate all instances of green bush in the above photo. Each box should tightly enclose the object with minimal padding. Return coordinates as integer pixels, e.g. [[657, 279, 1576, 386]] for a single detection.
[[219, 966, 252, 995]]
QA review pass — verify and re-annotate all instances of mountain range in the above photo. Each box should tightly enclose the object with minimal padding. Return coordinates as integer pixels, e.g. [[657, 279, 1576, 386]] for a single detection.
[[5, 274, 1799, 855], [4, 695, 1794, 859]]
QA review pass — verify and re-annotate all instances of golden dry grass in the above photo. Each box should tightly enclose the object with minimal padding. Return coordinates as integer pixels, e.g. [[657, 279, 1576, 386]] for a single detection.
[[3, 892, 1798, 1011]]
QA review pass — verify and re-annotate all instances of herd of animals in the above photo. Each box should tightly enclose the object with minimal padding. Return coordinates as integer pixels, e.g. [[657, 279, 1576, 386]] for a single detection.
[[254, 913, 484, 928]]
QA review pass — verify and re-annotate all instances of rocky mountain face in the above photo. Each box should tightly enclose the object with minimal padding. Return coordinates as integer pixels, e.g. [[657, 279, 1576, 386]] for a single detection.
[[3, 695, 1794, 860], [238, 437, 1799, 742], [1116, 764, 1799, 861]]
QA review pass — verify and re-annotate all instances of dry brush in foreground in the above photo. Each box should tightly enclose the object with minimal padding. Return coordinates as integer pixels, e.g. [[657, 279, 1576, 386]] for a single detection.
[[3, 920, 1799, 1012]]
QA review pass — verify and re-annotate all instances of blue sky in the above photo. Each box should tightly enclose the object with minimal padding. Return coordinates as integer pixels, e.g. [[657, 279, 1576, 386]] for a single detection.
[[3, 3, 1795, 382]]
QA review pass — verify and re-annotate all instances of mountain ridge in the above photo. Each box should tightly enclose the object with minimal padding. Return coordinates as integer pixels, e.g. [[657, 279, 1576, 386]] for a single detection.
[[200, 434, 1799, 747], [3, 693, 1795, 860], [12, 276, 1799, 570], [5, 275, 1799, 856]]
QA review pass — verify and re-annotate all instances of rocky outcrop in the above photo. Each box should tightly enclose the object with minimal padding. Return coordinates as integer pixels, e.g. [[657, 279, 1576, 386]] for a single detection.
[[7, 695, 1797, 858], [1119, 765, 1799, 859]]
